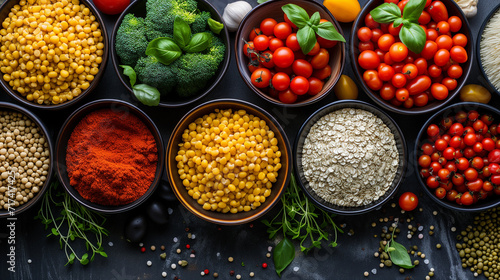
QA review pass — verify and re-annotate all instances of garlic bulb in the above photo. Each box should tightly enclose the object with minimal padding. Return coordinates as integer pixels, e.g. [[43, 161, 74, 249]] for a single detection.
[[222, 1, 253, 32], [455, 0, 478, 18]]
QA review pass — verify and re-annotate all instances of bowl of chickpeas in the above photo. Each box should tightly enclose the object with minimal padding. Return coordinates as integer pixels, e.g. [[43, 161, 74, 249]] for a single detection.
[[166, 99, 292, 225], [0, 102, 53, 218], [0, 0, 108, 109]]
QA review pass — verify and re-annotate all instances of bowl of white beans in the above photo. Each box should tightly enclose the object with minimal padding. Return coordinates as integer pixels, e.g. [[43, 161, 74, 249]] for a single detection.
[[0, 102, 53, 218]]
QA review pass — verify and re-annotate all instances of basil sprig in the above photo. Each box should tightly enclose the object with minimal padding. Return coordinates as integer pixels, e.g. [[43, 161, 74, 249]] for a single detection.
[[385, 227, 416, 269], [146, 17, 214, 65], [370, 0, 427, 53], [282, 4, 345, 54], [120, 65, 160, 106]]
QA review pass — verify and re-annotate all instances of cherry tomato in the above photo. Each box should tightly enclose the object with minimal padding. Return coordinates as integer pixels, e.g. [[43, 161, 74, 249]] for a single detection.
[[431, 83, 448, 100], [313, 65, 332, 80], [260, 18, 278, 36], [371, 29, 383, 43], [464, 168, 479, 181], [253, 35, 269, 51], [443, 147, 456, 160], [450, 46, 468, 63], [269, 38, 284, 52], [427, 176, 440, 188], [271, 72, 290, 91], [359, 50, 382, 70], [311, 48, 330, 70], [460, 192, 474, 206], [388, 22, 402, 36], [428, 64, 442, 78], [414, 58, 428, 75], [426, 29, 439, 41], [278, 89, 297, 104], [285, 33, 301, 52], [453, 34, 467, 47], [364, 14, 379, 29], [307, 77, 324, 96], [394, 88, 408, 102], [308, 42, 321, 56], [392, 73, 407, 88], [389, 42, 408, 62], [453, 173, 466, 186], [442, 78, 457, 91], [273, 47, 294, 68], [274, 22, 292, 40], [358, 41, 374, 52], [249, 28, 262, 41], [243, 42, 256, 58], [397, 0, 409, 11], [378, 34, 395, 52], [292, 59, 313, 78], [483, 138, 496, 152], [407, 76, 432, 95], [418, 155, 432, 168], [317, 35, 338, 49], [426, 1, 449, 22], [447, 189, 459, 201], [402, 64, 418, 79], [378, 64, 395, 81], [434, 49, 450, 67], [363, 70, 383, 91], [419, 11, 431, 25], [436, 21, 450, 34], [436, 35, 453, 50], [380, 83, 396, 100], [468, 110, 480, 121], [358, 27, 373, 42], [435, 187, 446, 199], [413, 92, 429, 107], [93, 0, 130, 15], [290, 76, 309, 95], [398, 192, 418, 211], [448, 16, 462, 32], [421, 143, 435, 155], [251, 68, 271, 89], [421, 41, 438, 60]]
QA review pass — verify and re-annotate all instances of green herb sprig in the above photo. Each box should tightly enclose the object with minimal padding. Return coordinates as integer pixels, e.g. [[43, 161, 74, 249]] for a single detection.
[[370, 0, 427, 53], [120, 65, 160, 106], [262, 173, 343, 277], [35, 181, 109, 266], [281, 4, 345, 54], [385, 226, 415, 269]]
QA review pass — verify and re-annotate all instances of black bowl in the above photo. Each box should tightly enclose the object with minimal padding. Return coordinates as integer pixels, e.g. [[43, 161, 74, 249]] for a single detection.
[[350, 0, 473, 115], [477, 3, 500, 96], [294, 100, 407, 215], [55, 99, 164, 214], [415, 102, 500, 212], [111, 0, 230, 108], [0, 0, 108, 110], [0, 102, 53, 218]]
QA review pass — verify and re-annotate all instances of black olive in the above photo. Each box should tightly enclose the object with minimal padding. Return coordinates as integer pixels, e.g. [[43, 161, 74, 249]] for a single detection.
[[156, 180, 178, 204], [147, 200, 170, 225], [124, 215, 147, 243]]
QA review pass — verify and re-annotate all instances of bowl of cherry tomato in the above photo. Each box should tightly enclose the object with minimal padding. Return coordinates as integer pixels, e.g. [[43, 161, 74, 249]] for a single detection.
[[415, 102, 500, 211], [351, 0, 473, 114], [235, 0, 345, 106]]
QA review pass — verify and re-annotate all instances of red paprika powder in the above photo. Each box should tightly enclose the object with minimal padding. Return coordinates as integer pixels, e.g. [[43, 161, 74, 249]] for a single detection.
[[66, 109, 158, 206]]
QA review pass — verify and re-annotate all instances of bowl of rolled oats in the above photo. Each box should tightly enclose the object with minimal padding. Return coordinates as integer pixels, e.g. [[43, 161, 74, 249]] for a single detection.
[[293, 100, 407, 215]]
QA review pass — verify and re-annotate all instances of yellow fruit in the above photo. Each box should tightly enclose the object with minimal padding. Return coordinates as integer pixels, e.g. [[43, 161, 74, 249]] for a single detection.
[[323, 0, 361, 23], [334, 75, 358, 100], [459, 84, 491, 104]]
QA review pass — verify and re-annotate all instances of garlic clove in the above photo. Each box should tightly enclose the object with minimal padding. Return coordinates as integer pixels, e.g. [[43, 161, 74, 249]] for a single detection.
[[223, 1, 253, 32]]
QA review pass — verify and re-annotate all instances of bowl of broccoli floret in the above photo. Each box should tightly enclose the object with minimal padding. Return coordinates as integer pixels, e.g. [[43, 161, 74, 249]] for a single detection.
[[111, 0, 230, 107]]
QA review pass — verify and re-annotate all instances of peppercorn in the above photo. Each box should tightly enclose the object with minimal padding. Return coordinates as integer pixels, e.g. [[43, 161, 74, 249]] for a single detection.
[[229, 270, 235, 276], [213, 272, 219, 278]]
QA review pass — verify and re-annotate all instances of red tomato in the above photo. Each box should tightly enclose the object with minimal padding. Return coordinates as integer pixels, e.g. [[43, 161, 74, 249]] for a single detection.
[[307, 77, 324, 96], [426, 1, 449, 22], [436, 35, 453, 50], [93, 0, 130, 15], [273, 47, 294, 68], [364, 14, 379, 29], [317, 36, 338, 49], [388, 22, 402, 36], [402, 64, 418, 79], [274, 22, 292, 40], [358, 50, 380, 70], [359, 41, 374, 52], [419, 11, 431, 25], [407, 76, 432, 95], [271, 72, 290, 91], [392, 73, 407, 88], [290, 76, 309, 95], [428, 64, 442, 78], [399, 192, 418, 211], [421, 41, 438, 60], [448, 16, 462, 32], [243, 42, 256, 58], [260, 18, 278, 36], [450, 46, 468, 63], [253, 35, 269, 51], [414, 58, 428, 75], [378, 34, 395, 52], [357, 27, 373, 42], [371, 29, 383, 43], [460, 192, 474, 206], [291, 59, 313, 78], [434, 49, 450, 67], [442, 78, 457, 90], [426, 29, 439, 41], [488, 149, 500, 164], [285, 33, 301, 52], [447, 65, 463, 79], [310, 48, 330, 69], [313, 65, 332, 80], [431, 83, 448, 100], [395, 88, 409, 102], [453, 34, 468, 47], [269, 38, 284, 52], [308, 42, 321, 56], [398, 0, 409, 11], [278, 89, 297, 104], [435, 187, 446, 199], [389, 42, 408, 62], [436, 21, 450, 34], [363, 70, 383, 91], [378, 64, 395, 81], [250, 68, 271, 89], [379, 83, 396, 100], [414, 92, 429, 107]]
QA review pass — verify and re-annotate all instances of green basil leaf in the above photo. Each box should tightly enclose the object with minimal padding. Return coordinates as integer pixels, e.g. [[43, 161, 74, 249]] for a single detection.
[[393, 17, 403, 27], [400, 23, 426, 53], [257, 0, 268, 3], [133, 84, 160, 106], [388, 240, 415, 269], [120, 65, 136, 87], [184, 32, 213, 53], [146, 37, 182, 65], [370, 3, 401, 23], [403, 0, 427, 23], [274, 237, 295, 277], [317, 21, 346, 43], [174, 17, 191, 49], [282, 4, 309, 29], [402, 19, 411, 26], [297, 25, 317, 54], [309, 12, 320, 26], [207, 18, 224, 35]]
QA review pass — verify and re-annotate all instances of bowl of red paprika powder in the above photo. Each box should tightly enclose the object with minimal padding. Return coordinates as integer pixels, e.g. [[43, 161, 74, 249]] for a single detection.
[[55, 99, 164, 214]]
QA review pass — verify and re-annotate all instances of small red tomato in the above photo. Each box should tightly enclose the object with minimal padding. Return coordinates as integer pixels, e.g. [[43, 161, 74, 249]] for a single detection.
[[399, 192, 418, 211], [253, 35, 270, 51], [278, 89, 297, 104], [271, 72, 290, 91], [273, 47, 294, 68], [307, 77, 324, 96], [250, 68, 271, 89], [292, 59, 313, 78], [290, 76, 309, 95]]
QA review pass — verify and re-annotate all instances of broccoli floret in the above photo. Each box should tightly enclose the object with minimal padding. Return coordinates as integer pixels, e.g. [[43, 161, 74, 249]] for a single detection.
[[145, 0, 198, 36], [134, 56, 178, 96], [175, 34, 226, 98], [115, 14, 149, 66], [191, 11, 211, 34]]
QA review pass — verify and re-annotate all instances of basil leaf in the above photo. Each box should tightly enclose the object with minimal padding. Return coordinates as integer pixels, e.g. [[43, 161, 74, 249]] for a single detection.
[[174, 17, 191, 49], [297, 25, 317, 54], [282, 4, 309, 29], [388, 240, 415, 269], [184, 32, 213, 53], [400, 23, 426, 53], [370, 3, 401, 23], [257, 0, 268, 3], [120, 65, 136, 87], [133, 84, 160, 106], [309, 12, 320, 26], [146, 37, 182, 65], [317, 21, 346, 42], [273, 237, 295, 277], [207, 18, 224, 35], [403, 0, 427, 23], [393, 17, 403, 27]]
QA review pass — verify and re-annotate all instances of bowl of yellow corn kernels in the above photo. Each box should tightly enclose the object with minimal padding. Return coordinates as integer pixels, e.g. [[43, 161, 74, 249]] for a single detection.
[[0, 0, 108, 109], [166, 99, 292, 225]]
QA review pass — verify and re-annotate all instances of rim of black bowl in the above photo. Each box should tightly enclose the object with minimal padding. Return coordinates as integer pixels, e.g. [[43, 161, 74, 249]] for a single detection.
[[414, 102, 500, 212], [0, 102, 54, 217], [293, 100, 407, 215], [350, 0, 473, 115], [55, 99, 165, 214], [234, 0, 346, 107], [111, 0, 231, 108], [476, 2, 500, 97], [0, 0, 108, 110], [166, 98, 292, 225]]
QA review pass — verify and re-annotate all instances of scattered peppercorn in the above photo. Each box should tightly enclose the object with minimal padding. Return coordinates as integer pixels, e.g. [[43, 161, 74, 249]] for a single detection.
[[151, 246, 156, 251], [213, 272, 219, 278], [161, 245, 165, 251], [228, 257, 234, 262], [229, 270, 235, 276]]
